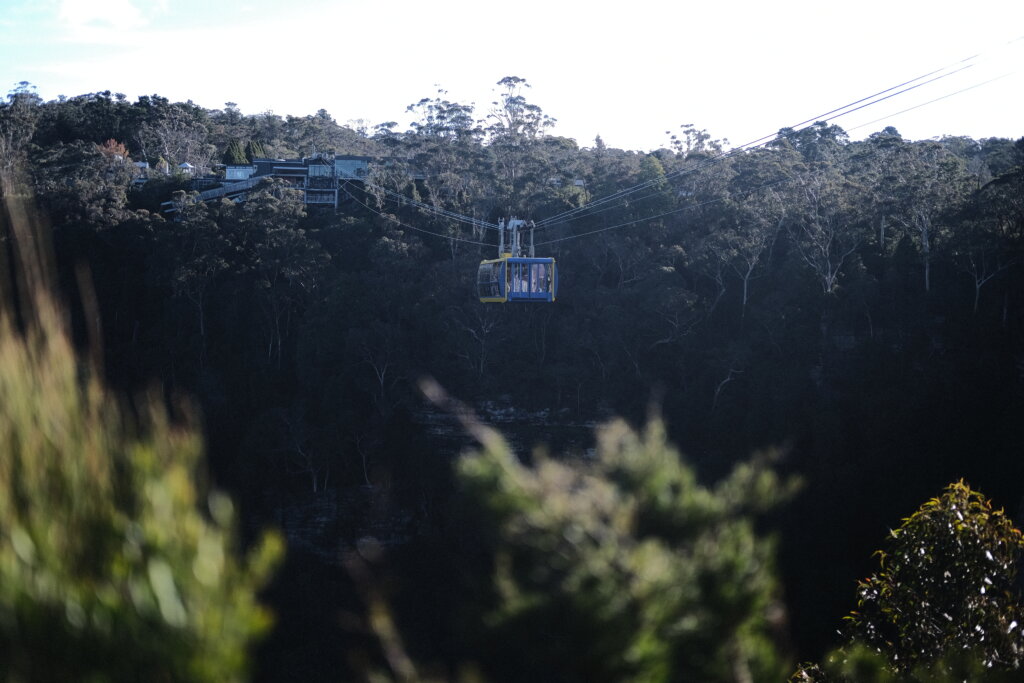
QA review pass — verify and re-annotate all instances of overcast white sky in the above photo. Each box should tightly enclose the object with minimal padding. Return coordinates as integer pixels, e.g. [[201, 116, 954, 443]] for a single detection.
[[2, 0, 1022, 151]]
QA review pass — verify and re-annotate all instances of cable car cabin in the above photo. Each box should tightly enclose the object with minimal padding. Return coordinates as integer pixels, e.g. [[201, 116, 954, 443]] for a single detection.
[[478, 257, 557, 303]]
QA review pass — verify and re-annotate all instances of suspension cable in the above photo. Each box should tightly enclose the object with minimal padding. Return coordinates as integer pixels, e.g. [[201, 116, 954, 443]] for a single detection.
[[364, 182, 499, 230], [342, 181, 491, 246]]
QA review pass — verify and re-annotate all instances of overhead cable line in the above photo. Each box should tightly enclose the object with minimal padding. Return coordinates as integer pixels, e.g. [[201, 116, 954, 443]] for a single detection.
[[534, 176, 792, 247], [727, 64, 978, 151], [364, 182, 498, 230], [343, 181, 491, 246], [847, 71, 1016, 133]]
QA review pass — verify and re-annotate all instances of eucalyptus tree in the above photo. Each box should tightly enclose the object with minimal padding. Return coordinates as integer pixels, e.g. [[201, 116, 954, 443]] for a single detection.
[[776, 136, 865, 296], [948, 213, 1016, 315], [33, 90, 139, 152], [634, 154, 674, 217], [952, 157, 1024, 314], [403, 90, 494, 229], [158, 192, 231, 356], [247, 111, 289, 158], [978, 136, 1022, 178], [28, 139, 136, 229], [228, 180, 329, 367], [280, 108, 371, 158], [526, 134, 589, 218], [485, 76, 556, 214], [846, 127, 906, 254], [0, 82, 41, 180], [136, 100, 215, 170], [939, 134, 990, 187], [886, 140, 973, 293], [686, 231, 732, 314], [775, 121, 849, 164], [716, 148, 790, 316], [207, 102, 250, 160], [448, 302, 507, 380], [980, 141, 1024, 244], [665, 122, 727, 162]]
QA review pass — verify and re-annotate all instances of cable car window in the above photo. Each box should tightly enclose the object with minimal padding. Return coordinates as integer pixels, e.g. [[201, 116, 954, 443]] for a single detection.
[[531, 263, 550, 293], [477, 261, 505, 301]]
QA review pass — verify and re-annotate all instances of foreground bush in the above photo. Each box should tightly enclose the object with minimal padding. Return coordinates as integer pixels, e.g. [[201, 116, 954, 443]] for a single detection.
[[427, 378, 798, 683], [795, 481, 1024, 681], [0, 297, 281, 681]]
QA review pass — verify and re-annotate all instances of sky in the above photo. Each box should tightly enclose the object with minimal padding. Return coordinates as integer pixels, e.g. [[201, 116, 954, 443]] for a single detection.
[[1, 0, 1022, 152]]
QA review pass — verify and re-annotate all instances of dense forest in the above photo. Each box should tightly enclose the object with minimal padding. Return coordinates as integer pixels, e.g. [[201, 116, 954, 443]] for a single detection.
[[2, 77, 1023, 681]]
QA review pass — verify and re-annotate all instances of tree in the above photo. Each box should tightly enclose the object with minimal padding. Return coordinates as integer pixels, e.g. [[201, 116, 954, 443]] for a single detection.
[[207, 103, 249, 160], [244, 138, 266, 161], [29, 140, 136, 228], [136, 102, 215, 170], [788, 162, 863, 295], [958, 154, 1024, 315], [717, 148, 789, 316], [667, 123, 726, 158], [0, 82, 42, 181], [847, 127, 905, 254], [427, 380, 797, 682], [159, 192, 231, 357], [774, 122, 849, 164], [887, 142, 972, 293], [636, 154, 674, 216], [223, 139, 248, 165], [402, 90, 492, 223], [949, 214, 1016, 315], [796, 482, 1024, 680], [486, 76, 554, 143], [486, 76, 557, 213], [33, 91, 137, 151]]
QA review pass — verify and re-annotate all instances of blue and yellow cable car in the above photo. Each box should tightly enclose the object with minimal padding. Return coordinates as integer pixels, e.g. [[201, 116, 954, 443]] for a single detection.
[[478, 256, 557, 302], [477, 218, 557, 303]]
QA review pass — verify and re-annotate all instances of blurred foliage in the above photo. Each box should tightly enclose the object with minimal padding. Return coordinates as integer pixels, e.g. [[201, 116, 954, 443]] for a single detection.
[[794, 482, 1024, 681], [446, 396, 799, 682], [0, 186, 282, 681]]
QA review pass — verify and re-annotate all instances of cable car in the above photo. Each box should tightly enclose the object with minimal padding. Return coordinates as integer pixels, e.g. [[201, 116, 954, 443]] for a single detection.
[[478, 256, 557, 302], [478, 218, 558, 303]]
